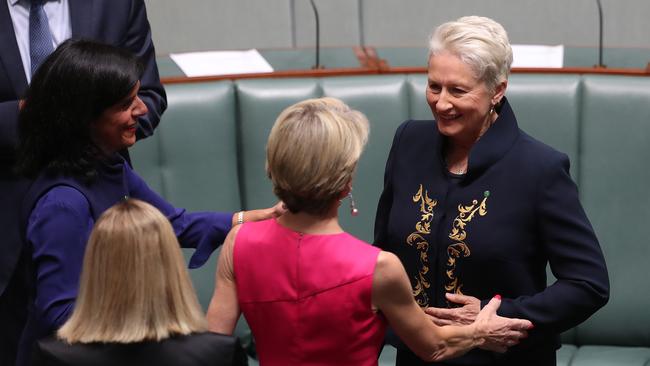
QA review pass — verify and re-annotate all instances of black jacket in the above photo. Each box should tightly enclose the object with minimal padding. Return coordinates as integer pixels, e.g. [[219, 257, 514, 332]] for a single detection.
[[374, 98, 609, 365], [31, 333, 248, 366]]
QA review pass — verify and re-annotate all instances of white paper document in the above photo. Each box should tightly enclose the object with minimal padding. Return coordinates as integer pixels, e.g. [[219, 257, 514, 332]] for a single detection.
[[170, 49, 274, 77], [511, 45, 564, 68]]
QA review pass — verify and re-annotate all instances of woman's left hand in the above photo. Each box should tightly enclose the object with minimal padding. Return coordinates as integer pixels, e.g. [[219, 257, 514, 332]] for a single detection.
[[424, 293, 480, 326]]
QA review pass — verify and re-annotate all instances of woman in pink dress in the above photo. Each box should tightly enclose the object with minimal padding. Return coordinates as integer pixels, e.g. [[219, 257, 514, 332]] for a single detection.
[[206, 97, 532, 365]]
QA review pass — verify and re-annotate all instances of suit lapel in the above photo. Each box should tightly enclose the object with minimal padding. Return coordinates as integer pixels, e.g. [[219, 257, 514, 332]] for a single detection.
[[0, 2, 28, 96], [69, 0, 93, 37]]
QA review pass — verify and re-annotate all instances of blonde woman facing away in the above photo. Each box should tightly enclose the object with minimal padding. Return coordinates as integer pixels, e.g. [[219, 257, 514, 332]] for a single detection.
[[31, 199, 247, 366], [206, 97, 532, 366]]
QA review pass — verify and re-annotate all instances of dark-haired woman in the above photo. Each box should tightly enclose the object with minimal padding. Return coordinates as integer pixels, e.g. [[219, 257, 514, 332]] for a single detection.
[[15, 39, 281, 366]]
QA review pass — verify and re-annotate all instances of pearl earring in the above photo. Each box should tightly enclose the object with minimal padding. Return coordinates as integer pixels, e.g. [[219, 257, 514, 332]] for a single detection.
[[349, 191, 359, 216]]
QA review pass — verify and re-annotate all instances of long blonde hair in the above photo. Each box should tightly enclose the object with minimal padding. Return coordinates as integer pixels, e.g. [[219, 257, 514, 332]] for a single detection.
[[57, 199, 207, 343]]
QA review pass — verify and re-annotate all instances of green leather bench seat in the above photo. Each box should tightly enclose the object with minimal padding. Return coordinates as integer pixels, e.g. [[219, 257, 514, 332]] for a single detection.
[[569, 346, 650, 366], [130, 73, 650, 365], [131, 81, 240, 211], [237, 75, 408, 242], [236, 78, 320, 211], [557, 344, 578, 366], [576, 76, 650, 352]]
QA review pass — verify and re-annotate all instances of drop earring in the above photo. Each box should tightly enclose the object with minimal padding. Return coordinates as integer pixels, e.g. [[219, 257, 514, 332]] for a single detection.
[[349, 191, 359, 216]]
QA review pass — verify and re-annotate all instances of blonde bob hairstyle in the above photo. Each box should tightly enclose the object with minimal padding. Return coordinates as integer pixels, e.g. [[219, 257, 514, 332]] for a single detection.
[[57, 199, 207, 343], [266, 97, 369, 216], [429, 15, 513, 92]]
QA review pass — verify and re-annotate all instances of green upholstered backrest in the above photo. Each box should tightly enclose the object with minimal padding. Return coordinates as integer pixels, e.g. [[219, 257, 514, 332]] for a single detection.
[[507, 74, 584, 345], [406, 74, 430, 120], [132, 81, 240, 212], [131, 81, 254, 344], [236, 78, 321, 210], [321, 75, 409, 241], [237, 75, 409, 242], [132, 72, 650, 352], [506, 74, 583, 344], [156, 81, 240, 212], [506, 74, 582, 180], [130, 129, 163, 194], [131, 80, 240, 309], [573, 75, 650, 347]]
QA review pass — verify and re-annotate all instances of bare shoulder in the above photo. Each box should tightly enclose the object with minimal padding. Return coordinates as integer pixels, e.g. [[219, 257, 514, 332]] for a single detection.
[[375, 251, 406, 281], [373, 251, 411, 304], [223, 224, 243, 252], [217, 224, 244, 281]]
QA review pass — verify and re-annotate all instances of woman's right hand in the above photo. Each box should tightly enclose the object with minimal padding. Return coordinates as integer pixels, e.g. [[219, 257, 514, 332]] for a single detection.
[[232, 202, 287, 226], [472, 295, 533, 353]]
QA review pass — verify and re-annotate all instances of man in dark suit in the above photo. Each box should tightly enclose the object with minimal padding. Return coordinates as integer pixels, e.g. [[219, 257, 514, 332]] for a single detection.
[[0, 1, 166, 364]]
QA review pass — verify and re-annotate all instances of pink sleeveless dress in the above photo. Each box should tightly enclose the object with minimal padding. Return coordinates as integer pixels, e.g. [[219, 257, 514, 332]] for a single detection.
[[233, 219, 387, 366]]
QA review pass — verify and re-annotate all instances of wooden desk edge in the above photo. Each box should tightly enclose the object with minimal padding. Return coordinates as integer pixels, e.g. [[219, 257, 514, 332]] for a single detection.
[[161, 65, 650, 85], [161, 67, 380, 84]]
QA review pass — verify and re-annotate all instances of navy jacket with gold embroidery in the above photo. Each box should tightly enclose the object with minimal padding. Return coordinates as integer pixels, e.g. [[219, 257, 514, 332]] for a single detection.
[[374, 97, 609, 365]]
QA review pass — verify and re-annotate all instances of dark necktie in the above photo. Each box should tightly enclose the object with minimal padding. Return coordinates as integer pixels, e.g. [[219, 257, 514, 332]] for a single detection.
[[29, 0, 54, 76]]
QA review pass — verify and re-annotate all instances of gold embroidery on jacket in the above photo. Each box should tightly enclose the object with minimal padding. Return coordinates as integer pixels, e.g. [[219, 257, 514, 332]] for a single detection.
[[406, 184, 437, 307], [445, 192, 489, 295]]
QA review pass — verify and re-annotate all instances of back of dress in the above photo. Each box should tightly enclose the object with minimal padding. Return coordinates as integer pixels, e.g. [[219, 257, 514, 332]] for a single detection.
[[234, 219, 386, 366]]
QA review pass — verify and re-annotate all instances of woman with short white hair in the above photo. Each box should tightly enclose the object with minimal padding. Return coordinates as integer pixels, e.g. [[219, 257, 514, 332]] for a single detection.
[[31, 199, 247, 366], [207, 97, 532, 365], [375, 15, 609, 366]]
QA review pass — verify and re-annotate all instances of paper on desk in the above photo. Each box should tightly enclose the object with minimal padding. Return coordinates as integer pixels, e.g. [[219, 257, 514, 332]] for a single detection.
[[169, 49, 274, 77], [511, 45, 564, 68]]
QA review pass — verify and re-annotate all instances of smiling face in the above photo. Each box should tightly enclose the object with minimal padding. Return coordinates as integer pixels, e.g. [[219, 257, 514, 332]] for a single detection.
[[426, 52, 505, 145], [92, 82, 147, 154]]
